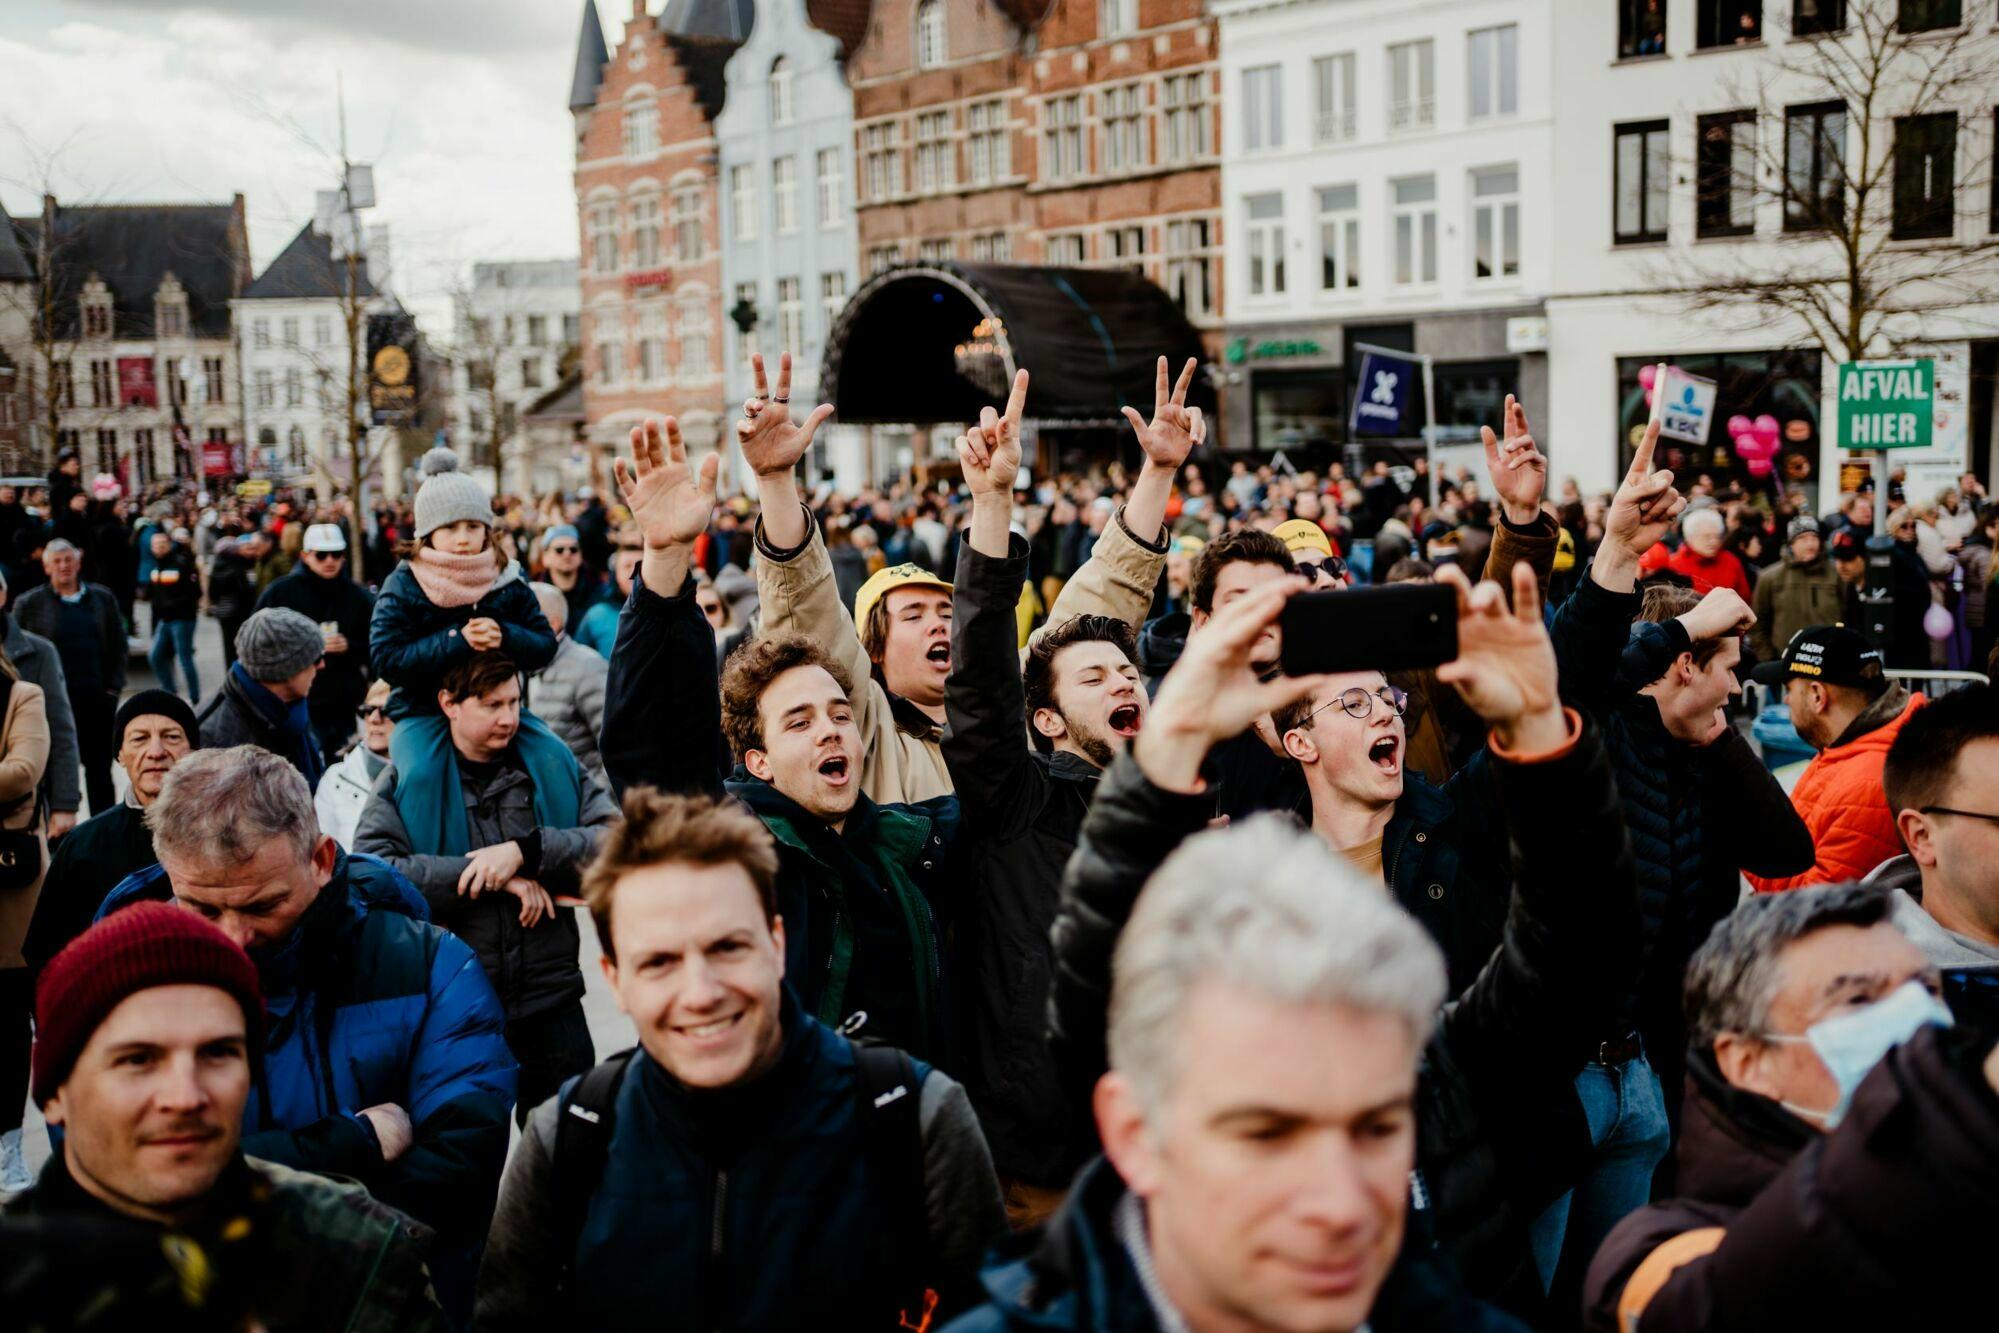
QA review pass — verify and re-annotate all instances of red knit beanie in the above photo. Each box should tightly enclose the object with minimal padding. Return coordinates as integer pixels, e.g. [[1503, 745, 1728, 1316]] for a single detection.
[[32, 901, 266, 1105]]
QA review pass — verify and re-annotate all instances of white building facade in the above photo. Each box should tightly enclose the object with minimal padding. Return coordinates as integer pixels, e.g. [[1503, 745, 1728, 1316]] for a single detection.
[[1214, 0, 1553, 467], [714, 0, 865, 491], [1544, 0, 1999, 502], [450, 260, 582, 495]]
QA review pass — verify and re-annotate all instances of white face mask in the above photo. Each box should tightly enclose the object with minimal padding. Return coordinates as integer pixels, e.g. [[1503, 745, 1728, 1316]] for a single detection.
[[1761, 979, 1952, 1128]]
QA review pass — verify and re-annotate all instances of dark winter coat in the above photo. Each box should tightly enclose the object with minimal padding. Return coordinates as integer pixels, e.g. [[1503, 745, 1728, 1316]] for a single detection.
[[1746, 552, 1842, 662], [145, 544, 203, 621], [599, 573, 964, 1064], [196, 665, 323, 784], [1047, 720, 1641, 1320], [13, 581, 126, 695], [369, 560, 556, 719], [3, 616, 80, 816], [206, 545, 260, 621], [257, 563, 378, 720], [945, 1158, 1528, 1333], [1581, 1028, 1999, 1331], [23, 799, 155, 967]]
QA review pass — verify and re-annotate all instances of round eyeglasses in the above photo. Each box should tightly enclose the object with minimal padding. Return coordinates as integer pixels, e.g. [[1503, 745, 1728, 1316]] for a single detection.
[[1300, 684, 1408, 727]]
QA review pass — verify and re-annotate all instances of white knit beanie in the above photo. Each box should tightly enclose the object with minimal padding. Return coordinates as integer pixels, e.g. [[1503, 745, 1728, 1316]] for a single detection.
[[412, 447, 494, 539]]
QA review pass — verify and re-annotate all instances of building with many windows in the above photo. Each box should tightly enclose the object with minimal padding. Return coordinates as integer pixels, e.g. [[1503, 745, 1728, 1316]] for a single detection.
[[1214, 0, 1551, 464], [449, 260, 581, 494], [569, 0, 750, 459], [715, 0, 868, 489], [1545, 0, 1999, 499]]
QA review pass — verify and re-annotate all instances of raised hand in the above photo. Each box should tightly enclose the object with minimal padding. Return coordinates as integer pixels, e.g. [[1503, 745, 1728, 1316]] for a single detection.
[[735, 352, 834, 478], [1121, 357, 1206, 471], [616, 415, 721, 552], [1679, 586, 1755, 643], [1435, 562, 1566, 753], [1482, 394, 1547, 525], [960, 369, 1029, 497]]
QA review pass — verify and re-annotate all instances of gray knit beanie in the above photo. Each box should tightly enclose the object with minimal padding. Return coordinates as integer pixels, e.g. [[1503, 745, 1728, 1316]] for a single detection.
[[413, 446, 495, 539], [234, 608, 325, 683]]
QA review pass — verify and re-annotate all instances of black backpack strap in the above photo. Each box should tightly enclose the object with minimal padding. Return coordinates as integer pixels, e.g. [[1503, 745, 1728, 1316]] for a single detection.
[[850, 1039, 936, 1329], [550, 1046, 637, 1286]]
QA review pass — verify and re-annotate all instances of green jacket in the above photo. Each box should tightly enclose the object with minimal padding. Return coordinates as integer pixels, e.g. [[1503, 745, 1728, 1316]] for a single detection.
[[1750, 554, 1846, 661]]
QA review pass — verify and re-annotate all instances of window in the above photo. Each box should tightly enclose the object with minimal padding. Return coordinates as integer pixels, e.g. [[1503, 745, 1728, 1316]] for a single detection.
[[734, 281, 759, 365], [1619, 0, 1667, 57], [1697, 0, 1761, 47], [1467, 26, 1517, 121], [968, 101, 1009, 185], [503, 316, 517, 344], [523, 355, 545, 388], [252, 318, 270, 349], [867, 244, 901, 275], [1898, 0, 1961, 32], [88, 359, 113, 407], [133, 429, 154, 486], [597, 321, 623, 386], [1793, 0, 1845, 35], [970, 231, 1012, 262], [774, 156, 800, 231], [1245, 193, 1286, 296], [254, 369, 275, 409], [1388, 41, 1434, 132], [1100, 0, 1136, 37], [1471, 166, 1520, 279], [916, 0, 945, 68], [1313, 185, 1360, 292], [731, 166, 758, 241], [157, 302, 185, 338], [82, 300, 110, 339], [167, 360, 190, 408], [1044, 95, 1084, 181], [1697, 111, 1757, 237], [589, 203, 619, 274], [623, 101, 659, 158], [820, 272, 847, 334], [677, 295, 710, 376], [314, 314, 332, 347], [1165, 218, 1214, 318], [282, 317, 299, 347], [1108, 225, 1146, 272], [817, 147, 845, 225], [915, 113, 952, 194], [769, 57, 794, 126], [1163, 73, 1210, 163], [563, 313, 581, 345], [917, 238, 954, 261], [1614, 119, 1671, 244], [1047, 233, 1086, 265], [203, 357, 225, 404], [1313, 54, 1356, 144], [1784, 102, 1845, 231], [631, 195, 663, 268], [284, 367, 302, 408], [1392, 175, 1439, 284], [776, 277, 803, 351], [672, 186, 703, 261], [96, 429, 116, 475], [1243, 65, 1283, 152], [1893, 113, 1957, 240], [528, 314, 548, 347], [1103, 84, 1145, 172], [637, 310, 666, 383], [862, 123, 902, 201]]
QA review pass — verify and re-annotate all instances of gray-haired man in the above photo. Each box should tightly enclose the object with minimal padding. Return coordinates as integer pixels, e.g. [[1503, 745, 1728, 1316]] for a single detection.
[[1582, 883, 1999, 1332], [0, 566, 82, 836], [13, 538, 123, 818]]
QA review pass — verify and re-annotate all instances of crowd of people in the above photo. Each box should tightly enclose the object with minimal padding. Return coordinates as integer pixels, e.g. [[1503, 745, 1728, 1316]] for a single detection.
[[0, 353, 1996, 1332]]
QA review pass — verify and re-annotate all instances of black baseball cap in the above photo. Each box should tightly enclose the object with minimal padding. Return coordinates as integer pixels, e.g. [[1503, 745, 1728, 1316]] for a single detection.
[[1750, 624, 1886, 688]]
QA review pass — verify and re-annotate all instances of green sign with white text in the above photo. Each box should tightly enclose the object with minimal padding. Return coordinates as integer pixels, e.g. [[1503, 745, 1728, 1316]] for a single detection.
[[1838, 359, 1933, 450]]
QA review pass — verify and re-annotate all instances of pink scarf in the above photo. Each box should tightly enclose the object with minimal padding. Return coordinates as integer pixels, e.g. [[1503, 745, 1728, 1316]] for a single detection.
[[409, 547, 498, 608]]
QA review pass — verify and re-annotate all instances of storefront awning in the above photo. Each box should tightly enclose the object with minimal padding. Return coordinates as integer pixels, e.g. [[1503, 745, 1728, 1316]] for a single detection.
[[822, 262, 1212, 427]]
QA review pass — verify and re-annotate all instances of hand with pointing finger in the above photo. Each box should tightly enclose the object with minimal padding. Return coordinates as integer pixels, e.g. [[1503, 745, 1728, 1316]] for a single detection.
[[736, 352, 834, 479], [1482, 394, 1547, 526], [1596, 368, 1688, 593], [1122, 357, 1205, 472], [962, 369, 1029, 497]]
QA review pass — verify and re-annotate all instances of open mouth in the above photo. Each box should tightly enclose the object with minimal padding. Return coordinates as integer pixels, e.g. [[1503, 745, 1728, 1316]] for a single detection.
[[925, 642, 951, 668], [1108, 703, 1143, 737], [1368, 737, 1400, 774], [817, 753, 852, 785], [676, 1012, 744, 1041]]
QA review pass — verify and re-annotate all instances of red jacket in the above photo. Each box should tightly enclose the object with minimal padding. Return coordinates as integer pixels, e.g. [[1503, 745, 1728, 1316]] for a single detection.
[[1664, 545, 1753, 600], [1748, 689, 1924, 893]]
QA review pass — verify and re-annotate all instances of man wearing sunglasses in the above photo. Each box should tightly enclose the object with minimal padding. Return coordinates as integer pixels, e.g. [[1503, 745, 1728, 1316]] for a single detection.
[[255, 523, 376, 764], [538, 523, 607, 633]]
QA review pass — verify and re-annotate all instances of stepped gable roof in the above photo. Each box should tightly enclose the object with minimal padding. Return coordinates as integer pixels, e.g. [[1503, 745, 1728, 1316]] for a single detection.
[[37, 202, 242, 340], [804, 0, 870, 57], [664, 33, 740, 122], [660, 0, 753, 40], [569, 0, 611, 111], [242, 221, 377, 301]]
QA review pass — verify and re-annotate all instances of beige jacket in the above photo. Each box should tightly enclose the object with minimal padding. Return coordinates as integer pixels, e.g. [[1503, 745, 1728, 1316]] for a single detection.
[[756, 507, 1167, 806], [0, 681, 51, 968]]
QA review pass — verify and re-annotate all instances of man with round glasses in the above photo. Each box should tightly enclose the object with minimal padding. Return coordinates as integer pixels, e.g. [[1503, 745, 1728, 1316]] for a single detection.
[[255, 522, 376, 763]]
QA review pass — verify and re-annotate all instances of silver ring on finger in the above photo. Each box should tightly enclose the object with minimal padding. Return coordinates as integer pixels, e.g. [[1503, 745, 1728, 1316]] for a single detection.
[[773, 394, 789, 404]]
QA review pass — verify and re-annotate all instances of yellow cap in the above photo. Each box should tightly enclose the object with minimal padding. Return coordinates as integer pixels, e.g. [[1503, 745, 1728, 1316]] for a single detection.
[[854, 562, 954, 630], [1171, 535, 1207, 557], [1553, 526, 1577, 572], [1273, 518, 1334, 558]]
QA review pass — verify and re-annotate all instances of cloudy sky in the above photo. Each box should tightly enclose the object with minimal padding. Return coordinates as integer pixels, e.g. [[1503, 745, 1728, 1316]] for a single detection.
[[0, 0, 634, 335]]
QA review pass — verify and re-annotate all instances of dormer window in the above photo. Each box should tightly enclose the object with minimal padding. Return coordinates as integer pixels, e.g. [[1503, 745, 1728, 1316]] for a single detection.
[[80, 278, 112, 340], [156, 274, 188, 340]]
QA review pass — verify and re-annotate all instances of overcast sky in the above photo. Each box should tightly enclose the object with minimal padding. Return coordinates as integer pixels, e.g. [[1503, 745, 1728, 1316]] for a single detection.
[[0, 0, 634, 336]]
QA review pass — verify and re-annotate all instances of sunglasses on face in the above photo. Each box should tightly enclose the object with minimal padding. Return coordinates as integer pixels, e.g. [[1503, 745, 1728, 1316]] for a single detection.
[[1298, 556, 1348, 585], [308, 550, 346, 560], [357, 705, 389, 722], [547, 545, 579, 556]]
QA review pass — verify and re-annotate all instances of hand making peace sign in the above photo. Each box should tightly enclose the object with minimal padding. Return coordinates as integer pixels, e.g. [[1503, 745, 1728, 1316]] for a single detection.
[[1121, 356, 1207, 471], [1482, 394, 1547, 526], [736, 352, 835, 479]]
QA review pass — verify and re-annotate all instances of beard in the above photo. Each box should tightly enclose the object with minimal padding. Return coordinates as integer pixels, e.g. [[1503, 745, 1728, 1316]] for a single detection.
[[1064, 715, 1117, 769]]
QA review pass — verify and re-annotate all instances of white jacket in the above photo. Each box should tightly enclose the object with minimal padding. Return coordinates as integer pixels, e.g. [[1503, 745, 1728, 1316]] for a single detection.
[[316, 744, 388, 849]]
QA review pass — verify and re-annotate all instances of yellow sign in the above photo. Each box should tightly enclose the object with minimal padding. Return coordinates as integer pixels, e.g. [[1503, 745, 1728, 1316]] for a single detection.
[[373, 345, 411, 387], [236, 479, 272, 497]]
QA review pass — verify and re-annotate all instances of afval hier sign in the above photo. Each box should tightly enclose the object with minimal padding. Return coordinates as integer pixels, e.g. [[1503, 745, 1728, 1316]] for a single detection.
[[1838, 359, 1933, 450]]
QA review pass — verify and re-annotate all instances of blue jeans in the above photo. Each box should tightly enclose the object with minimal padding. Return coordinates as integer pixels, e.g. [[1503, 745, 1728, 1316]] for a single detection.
[[149, 617, 199, 702], [1529, 1049, 1671, 1299]]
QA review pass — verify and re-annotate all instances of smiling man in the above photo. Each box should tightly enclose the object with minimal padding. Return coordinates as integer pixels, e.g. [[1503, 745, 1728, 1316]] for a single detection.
[[476, 789, 1005, 1332], [7, 901, 445, 1330]]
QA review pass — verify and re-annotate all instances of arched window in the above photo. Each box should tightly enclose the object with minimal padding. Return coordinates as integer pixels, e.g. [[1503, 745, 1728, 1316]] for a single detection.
[[769, 57, 794, 126], [916, 0, 945, 69]]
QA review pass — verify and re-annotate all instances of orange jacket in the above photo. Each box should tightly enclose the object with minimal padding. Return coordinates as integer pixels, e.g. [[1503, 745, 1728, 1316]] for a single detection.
[[1749, 691, 1924, 893]]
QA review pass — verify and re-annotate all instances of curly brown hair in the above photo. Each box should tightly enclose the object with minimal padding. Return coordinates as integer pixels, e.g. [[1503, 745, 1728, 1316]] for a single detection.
[[582, 788, 780, 960], [1190, 528, 1293, 614], [719, 633, 855, 760], [1022, 615, 1139, 754]]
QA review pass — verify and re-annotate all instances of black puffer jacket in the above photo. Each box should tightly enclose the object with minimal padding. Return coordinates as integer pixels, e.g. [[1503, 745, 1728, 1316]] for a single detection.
[[1047, 718, 1641, 1321]]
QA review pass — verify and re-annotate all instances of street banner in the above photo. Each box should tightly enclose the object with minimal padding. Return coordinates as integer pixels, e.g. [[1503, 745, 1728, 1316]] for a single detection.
[[367, 312, 420, 424], [1883, 346, 1967, 506], [117, 357, 157, 408], [201, 438, 233, 478], [1656, 365, 1718, 445], [1351, 351, 1412, 437], [1838, 359, 1933, 451]]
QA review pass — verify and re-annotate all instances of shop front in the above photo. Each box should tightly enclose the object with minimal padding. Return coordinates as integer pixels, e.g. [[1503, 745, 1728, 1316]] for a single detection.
[[1613, 349, 1824, 505]]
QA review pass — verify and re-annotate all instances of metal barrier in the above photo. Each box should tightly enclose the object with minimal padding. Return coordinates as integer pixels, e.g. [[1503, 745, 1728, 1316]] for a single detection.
[[1886, 669, 1990, 697]]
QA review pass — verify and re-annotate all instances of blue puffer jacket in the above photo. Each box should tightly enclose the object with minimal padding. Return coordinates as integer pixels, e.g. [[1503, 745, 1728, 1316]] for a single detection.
[[98, 848, 518, 1320], [370, 559, 557, 719]]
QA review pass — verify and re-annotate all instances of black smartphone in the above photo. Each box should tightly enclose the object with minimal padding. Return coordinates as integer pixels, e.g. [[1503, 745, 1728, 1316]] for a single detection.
[[1278, 583, 1458, 676]]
